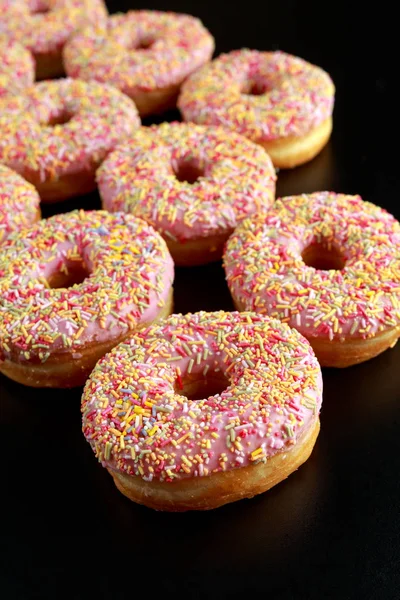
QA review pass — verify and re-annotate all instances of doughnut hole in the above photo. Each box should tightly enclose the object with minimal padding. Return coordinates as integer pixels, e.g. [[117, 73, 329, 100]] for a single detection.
[[172, 158, 205, 185], [241, 78, 272, 96], [45, 110, 74, 127], [301, 241, 346, 271], [176, 370, 230, 402], [47, 257, 91, 289], [30, 1, 51, 15], [107, 20, 157, 52], [135, 37, 155, 50], [127, 32, 157, 52]]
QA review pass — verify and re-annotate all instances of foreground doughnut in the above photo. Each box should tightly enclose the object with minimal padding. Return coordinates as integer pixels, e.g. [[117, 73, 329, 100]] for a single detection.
[[0, 0, 107, 79], [224, 192, 400, 367], [0, 165, 41, 245], [64, 10, 214, 117], [179, 49, 335, 169], [0, 37, 34, 98], [0, 79, 140, 203], [0, 210, 173, 388], [98, 122, 276, 266], [82, 311, 322, 511]]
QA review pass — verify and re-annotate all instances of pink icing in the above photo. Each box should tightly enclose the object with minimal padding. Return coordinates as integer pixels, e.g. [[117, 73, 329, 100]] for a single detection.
[[98, 122, 276, 243], [0, 0, 107, 55], [0, 210, 173, 363], [64, 10, 214, 95], [82, 311, 322, 483], [0, 37, 34, 98], [0, 78, 140, 184], [178, 49, 335, 142], [224, 192, 400, 341]]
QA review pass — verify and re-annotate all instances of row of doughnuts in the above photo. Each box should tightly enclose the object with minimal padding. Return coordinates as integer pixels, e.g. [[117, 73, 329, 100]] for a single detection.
[[1, 187, 399, 377], [1, 110, 399, 369], [0, 65, 331, 202], [1, 5, 334, 170], [0, 4, 399, 512]]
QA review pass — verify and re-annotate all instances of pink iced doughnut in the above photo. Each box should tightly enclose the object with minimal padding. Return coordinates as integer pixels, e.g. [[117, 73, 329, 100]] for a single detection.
[[82, 310, 322, 511], [0, 37, 34, 98], [98, 122, 276, 266], [0, 165, 41, 245], [224, 192, 400, 367], [64, 10, 215, 117], [0, 78, 140, 203], [0, 210, 174, 388], [0, 0, 107, 79], [179, 49, 335, 169]]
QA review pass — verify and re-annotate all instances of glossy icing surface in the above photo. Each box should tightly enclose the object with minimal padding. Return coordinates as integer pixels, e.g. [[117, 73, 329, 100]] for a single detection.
[[224, 192, 400, 341], [64, 10, 214, 94], [0, 165, 40, 245], [0, 210, 173, 363], [0, 79, 140, 182], [82, 311, 322, 482], [98, 122, 276, 243], [179, 49, 334, 142]]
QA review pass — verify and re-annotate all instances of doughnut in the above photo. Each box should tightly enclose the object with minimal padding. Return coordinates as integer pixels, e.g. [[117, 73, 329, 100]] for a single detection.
[[0, 0, 107, 80], [0, 79, 140, 203], [63, 10, 215, 117], [0, 165, 41, 245], [178, 49, 335, 169], [0, 210, 174, 388], [98, 122, 276, 266], [0, 37, 35, 98], [224, 192, 400, 367], [82, 310, 322, 511]]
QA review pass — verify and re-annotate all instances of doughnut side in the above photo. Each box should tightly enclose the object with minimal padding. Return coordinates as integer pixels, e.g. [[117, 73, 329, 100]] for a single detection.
[[26, 167, 99, 204], [259, 117, 332, 169], [0, 288, 173, 388], [144, 231, 229, 267], [108, 419, 320, 511], [232, 295, 400, 367], [125, 84, 181, 119], [102, 188, 230, 264], [308, 327, 400, 368]]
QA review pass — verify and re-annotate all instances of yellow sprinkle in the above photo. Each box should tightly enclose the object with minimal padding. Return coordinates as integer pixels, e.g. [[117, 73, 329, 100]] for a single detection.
[[176, 432, 191, 445], [251, 447, 264, 459], [109, 428, 121, 437]]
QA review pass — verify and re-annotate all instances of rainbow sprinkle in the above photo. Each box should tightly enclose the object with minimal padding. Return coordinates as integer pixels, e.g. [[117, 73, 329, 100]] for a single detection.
[[0, 37, 34, 98], [0, 165, 40, 245], [179, 49, 335, 142], [82, 311, 322, 482], [64, 10, 214, 95], [0, 0, 107, 56], [0, 78, 140, 185], [224, 192, 400, 341], [0, 210, 173, 364], [98, 122, 276, 243]]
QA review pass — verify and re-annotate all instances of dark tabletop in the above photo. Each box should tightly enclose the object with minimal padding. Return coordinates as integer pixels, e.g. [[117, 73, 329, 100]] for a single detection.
[[1, 1, 399, 599]]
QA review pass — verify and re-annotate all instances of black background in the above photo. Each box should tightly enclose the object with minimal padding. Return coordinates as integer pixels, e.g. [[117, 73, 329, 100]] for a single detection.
[[1, 1, 400, 599]]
